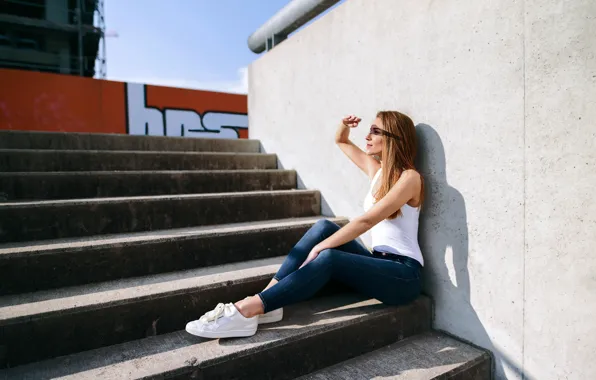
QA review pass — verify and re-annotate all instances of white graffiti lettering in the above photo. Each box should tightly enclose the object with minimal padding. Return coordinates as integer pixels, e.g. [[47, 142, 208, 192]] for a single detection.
[[126, 83, 248, 139]]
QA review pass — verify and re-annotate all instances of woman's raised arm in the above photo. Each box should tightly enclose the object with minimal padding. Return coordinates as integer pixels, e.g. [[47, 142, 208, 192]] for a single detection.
[[335, 115, 380, 179]]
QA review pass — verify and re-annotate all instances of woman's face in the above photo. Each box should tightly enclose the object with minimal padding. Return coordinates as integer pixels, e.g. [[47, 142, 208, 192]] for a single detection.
[[365, 117, 384, 157]]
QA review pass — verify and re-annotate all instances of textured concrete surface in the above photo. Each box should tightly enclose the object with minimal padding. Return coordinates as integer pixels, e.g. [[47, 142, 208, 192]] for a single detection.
[[0, 149, 277, 172], [0, 190, 321, 242], [249, 0, 527, 378], [0, 295, 431, 379], [0, 217, 348, 295], [298, 331, 490, 379], [0, 130, 260, 153], [523, 0, 596, 379], [0, 169, 297, 200], [0, 256, 283, 366]]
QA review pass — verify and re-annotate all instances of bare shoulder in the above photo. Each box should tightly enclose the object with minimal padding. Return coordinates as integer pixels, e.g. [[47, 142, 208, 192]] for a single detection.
[[399, 169, 422, 185], [399, 169, 422, 206]]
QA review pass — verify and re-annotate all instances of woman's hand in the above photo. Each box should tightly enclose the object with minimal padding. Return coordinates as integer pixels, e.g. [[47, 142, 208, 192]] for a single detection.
[[342, 115, 361, 128], [299, 245, 325, 269]]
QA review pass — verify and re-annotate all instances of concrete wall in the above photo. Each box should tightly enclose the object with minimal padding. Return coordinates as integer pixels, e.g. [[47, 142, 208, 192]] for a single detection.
[[248, 0, 596, 379], [524, 0, 596, 378]]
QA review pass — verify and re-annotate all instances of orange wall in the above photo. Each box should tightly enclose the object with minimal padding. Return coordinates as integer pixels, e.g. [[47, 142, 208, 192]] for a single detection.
[[0, 68, 248, 138]]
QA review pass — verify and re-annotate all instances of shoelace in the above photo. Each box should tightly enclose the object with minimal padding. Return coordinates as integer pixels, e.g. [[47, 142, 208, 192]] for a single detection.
[[199, 303, 231, 324]]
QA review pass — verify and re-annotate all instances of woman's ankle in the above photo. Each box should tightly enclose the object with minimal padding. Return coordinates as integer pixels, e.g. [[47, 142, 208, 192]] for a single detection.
[[235, 295, 265, 318]]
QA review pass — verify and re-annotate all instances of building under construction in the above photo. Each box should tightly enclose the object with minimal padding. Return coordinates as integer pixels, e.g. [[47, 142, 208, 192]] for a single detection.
[[0, 0, 106, 78]]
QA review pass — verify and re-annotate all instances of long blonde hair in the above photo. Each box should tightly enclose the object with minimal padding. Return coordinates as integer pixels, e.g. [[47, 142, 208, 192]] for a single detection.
[[373, 111, 424, 219]]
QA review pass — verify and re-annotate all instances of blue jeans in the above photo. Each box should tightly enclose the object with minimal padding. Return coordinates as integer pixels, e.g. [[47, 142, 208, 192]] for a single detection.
[[258, 219, 422, 313]]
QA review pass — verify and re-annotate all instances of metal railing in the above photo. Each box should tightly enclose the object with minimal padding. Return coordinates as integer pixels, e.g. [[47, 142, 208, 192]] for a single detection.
[[247, 0, 341, 53]]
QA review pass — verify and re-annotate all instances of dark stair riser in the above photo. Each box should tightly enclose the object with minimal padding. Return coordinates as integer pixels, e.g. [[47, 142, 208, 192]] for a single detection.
[[442, 354, 492, 380], [0, 276, 270, 368], [0, 131, 260, 153], [297, 332, 492, 380], [0, 296, 431, 371], [0, 171, 297, 201], [178, 298, 432, 380], [0, 191, 321, 243], [0, 150, 277, 172], [0, 220, 348, 295]]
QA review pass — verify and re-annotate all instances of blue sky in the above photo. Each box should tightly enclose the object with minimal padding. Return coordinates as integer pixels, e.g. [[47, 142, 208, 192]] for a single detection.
[[104, 0, 343, 93]]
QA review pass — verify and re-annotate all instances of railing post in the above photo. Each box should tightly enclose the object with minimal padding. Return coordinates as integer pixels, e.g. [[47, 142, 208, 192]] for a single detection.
[[266, 34, 287, 51]]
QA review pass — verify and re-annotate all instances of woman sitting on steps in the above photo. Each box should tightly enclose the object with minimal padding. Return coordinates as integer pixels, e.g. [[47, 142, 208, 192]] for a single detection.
[[185, 110, 425, 339]]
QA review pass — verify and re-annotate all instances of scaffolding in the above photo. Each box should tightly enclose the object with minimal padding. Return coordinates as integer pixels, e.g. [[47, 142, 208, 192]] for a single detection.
[[0, 0, 106, 78]]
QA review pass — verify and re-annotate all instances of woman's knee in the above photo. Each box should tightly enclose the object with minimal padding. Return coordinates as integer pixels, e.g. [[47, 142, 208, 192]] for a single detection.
[[312, 219, 340, 235], [316, 248, 337, 264]]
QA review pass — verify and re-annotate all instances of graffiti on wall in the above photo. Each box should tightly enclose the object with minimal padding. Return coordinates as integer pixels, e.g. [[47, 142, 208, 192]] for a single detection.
[[0, 68, 248, 138], [126, 83, 247, 139]]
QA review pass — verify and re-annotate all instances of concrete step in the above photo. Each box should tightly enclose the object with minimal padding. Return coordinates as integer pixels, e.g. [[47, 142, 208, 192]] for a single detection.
[[0, 190, 321, 243], [0, 130, 260, 153], [0, 149, 277, 172], [0, 217, 349, 295], [0, 169, 297, 201], [298, 331, 491, 380], [0, 256, 283, 367], [0, 294, 431, 379]]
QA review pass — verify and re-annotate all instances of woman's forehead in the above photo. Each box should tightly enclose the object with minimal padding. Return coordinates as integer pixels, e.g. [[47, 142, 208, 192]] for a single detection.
[[372, 118, 385, 129]]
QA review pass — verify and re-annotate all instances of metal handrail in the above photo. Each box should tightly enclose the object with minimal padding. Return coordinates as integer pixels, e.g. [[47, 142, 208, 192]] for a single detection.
[[247, 0, 341, 53]]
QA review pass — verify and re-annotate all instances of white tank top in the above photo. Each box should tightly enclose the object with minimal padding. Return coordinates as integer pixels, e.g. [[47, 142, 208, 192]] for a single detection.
[[363, 168, 424, 266]]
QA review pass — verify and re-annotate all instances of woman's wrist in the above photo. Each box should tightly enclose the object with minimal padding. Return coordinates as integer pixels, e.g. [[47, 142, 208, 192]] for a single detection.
[[314, 243, 329, 252], [335, 123, 350, 143]]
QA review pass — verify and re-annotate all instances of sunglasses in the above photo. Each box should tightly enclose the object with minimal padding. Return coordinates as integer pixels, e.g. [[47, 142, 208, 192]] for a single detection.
[[369, 126, 402, 140]]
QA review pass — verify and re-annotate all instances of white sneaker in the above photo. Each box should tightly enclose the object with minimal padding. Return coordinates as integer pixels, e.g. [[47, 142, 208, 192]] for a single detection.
[[185, 303, 258, 339], [259, 308, 283, 324]]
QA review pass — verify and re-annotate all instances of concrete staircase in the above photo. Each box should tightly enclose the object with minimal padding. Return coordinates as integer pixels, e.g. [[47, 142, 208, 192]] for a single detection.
[[0, 130, 490, 379]]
